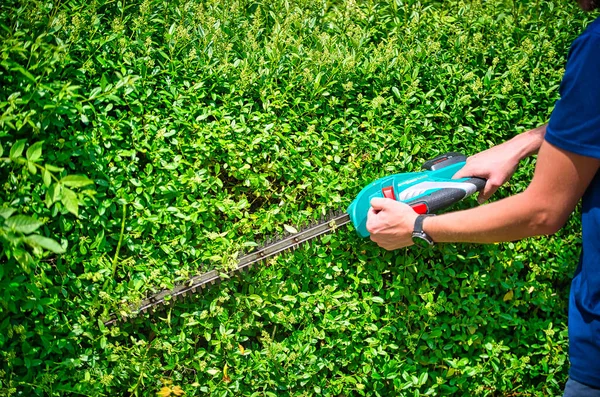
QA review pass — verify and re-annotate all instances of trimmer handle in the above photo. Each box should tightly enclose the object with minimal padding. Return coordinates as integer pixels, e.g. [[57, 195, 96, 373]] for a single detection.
[[406, 176, 486, 214], [347, 152, 486, 238]]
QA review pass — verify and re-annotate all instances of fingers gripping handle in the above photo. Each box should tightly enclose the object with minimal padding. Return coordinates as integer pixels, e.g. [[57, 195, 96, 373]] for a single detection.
[[465, 177, 486, 192]]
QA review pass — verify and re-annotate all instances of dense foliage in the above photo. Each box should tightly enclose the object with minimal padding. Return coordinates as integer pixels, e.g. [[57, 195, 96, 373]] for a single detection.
[[0, 0, 594, 395]]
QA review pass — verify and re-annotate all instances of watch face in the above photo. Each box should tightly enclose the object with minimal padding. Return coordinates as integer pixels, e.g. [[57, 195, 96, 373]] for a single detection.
[[412, 233, 434, 247]]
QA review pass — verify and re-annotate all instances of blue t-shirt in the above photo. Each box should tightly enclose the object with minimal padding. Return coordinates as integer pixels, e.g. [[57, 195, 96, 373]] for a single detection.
[[545, 17, 600, 388]]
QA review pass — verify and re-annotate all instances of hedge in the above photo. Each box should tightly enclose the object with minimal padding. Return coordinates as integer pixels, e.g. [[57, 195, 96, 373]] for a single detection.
[[0, 0, 592, 395]]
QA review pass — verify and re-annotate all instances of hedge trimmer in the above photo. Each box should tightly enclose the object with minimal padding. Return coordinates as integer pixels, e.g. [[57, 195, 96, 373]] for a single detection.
[[105, 152, 485, 325]]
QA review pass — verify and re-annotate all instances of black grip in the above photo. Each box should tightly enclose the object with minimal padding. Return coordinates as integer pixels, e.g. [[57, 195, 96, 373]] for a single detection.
[[406, 178, 487, 214], [417, 188, 467, 213], [464, 177, 486, 192]]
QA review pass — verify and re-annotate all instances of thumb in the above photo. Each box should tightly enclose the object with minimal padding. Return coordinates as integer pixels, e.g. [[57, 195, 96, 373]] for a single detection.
[[370, 197, 393, 211]]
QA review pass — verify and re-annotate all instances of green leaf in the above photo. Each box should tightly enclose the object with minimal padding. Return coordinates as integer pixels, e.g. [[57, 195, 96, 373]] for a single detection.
[[26, 141, 43, 162], [60, 175, 94, 188], [284, 224, 298, 234], [0, 142, 3, 157], [61, 187, 79, 216], [27, 161, 37, 174], [14, 248, 34, 272], [45, 164, 64, 172], [5, 215, 43, 234], [25, 234, 66, 254], [0, 207, 16, 220], [42, 168, 52, 187], [46, 182, 62, 207], [371, 296, 384, 304], [9, 139, 26, 160]]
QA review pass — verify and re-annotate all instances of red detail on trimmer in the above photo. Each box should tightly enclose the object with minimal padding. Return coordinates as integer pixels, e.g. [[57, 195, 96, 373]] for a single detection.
[[410, 203, 429, 214], [382, 186, 395, 200]]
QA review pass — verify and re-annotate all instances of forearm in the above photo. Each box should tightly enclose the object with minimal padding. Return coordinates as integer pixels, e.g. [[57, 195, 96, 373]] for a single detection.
[[424, 190, 556, 243], [426, 137, 594, 244], [507, 123, 547, 160]]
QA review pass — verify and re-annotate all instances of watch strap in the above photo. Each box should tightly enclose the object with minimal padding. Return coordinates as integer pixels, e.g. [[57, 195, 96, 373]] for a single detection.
[[412, 214, 435, 245]]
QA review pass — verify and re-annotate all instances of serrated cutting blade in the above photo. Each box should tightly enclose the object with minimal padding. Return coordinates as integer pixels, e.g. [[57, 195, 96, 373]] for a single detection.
[[104, 212, 351, 326]]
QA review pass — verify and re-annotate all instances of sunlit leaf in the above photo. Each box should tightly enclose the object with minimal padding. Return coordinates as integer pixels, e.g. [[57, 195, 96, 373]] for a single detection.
[[284, 225, 298, 234], [60, 175, 94, 188], [61, 187, 79, 217], [25, 234, 65, 254], [26, 141, 43, 162], [5, 215, 43, 234], [9, 139, 26, 160]]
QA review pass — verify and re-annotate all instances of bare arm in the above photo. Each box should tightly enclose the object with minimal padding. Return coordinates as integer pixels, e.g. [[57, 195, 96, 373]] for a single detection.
[[453, 124, 547, 203], [427, 140, 599, 243], [367, 140, 600, 249]]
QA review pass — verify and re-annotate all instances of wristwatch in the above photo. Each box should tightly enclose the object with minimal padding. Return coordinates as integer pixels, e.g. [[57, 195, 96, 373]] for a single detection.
[[412, 214, 435, 247]]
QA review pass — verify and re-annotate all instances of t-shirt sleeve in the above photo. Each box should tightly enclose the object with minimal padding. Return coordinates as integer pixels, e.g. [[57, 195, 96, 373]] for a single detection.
[[545, 32, 600, 159]]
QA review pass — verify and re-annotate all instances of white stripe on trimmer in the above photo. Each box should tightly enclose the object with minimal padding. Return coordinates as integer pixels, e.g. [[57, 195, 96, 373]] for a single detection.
[[398, 181, 477, 200]]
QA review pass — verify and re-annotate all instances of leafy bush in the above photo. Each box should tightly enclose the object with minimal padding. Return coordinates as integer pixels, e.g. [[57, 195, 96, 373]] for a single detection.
[[0, 0, 591, 395]]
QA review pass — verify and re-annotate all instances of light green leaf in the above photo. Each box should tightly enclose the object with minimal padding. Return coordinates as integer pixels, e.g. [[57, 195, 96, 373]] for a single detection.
[[48, 182, 62, 206], [284, 224, 298, 234], [27, 161, 37, 174], [14, 249, 34, 272], [0, 142, 3, 157], [25, 234, 66, 254], [371, 296, 384, 304], [26, 141, 43, 162], [45, 164, 64, 172], [61, 187, 79, 216], [60, 175, 94, 188], [5, 215, 43, 234], [42, 168, 52, 187], [9, 139, 26, 160], [0, 207, 16, 220]]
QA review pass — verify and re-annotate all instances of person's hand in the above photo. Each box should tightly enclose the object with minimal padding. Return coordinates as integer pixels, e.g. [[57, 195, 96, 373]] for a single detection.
[[366, 198, 418, 250], [453, 143, 521, 204]]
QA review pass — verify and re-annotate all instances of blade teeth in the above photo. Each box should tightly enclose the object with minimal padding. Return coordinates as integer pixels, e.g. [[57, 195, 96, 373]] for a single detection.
[[104, 208, 350, 326]]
